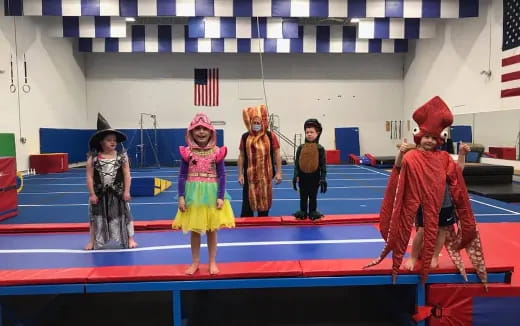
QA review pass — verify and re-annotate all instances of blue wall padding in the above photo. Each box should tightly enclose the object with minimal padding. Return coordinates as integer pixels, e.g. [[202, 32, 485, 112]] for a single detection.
[[40, 128, 224, 166], [335, 127, 361, 161], [40, 128, 93, 163], [473, 297, 520, 326], [450, 125, 472, 143]]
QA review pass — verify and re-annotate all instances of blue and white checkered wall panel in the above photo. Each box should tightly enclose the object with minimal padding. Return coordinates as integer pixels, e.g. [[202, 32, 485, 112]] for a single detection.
[[188, 17, 298, 39], [7, 0, 478, 18], [52, 16, 126, 37], [78, 24, 408, 53], [53, 16, 436, 40], [357, 18, 435, 39]]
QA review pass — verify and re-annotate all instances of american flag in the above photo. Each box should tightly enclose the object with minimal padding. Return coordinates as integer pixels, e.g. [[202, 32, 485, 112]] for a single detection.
[[194, 68, 219, 106], [502, 0, 520, 99]]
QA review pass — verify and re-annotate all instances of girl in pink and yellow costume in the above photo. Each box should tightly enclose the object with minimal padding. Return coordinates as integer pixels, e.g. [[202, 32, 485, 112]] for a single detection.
[[173, 113, 235, 275]]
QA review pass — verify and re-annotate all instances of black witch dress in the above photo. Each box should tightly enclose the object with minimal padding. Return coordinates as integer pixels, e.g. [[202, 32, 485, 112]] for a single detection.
[[89, 152, 134, 249]]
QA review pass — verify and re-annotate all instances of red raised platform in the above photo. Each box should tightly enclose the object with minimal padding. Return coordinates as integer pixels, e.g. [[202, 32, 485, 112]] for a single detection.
[[326, 150, 341, 164], [30, 153, 69, 174]]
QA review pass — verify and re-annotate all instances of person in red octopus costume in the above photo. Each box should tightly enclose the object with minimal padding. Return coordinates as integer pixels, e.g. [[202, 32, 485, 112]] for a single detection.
[[364, 96, 487, 287], [397, 138, 470, 271]]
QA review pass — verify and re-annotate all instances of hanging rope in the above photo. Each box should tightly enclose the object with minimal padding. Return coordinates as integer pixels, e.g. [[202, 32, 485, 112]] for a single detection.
[[255, 17, 270, 117], [13, 17, 24, 143]]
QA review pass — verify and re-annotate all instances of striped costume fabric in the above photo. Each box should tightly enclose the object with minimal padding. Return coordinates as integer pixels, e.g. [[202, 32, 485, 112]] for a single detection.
[[78, 24, 408, 53], [7, 0, 478, 18]]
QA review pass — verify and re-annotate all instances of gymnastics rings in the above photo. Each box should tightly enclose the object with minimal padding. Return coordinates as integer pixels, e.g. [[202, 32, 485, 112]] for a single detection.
[[16, 171, 24, 193], [22, 83, 30, 93]]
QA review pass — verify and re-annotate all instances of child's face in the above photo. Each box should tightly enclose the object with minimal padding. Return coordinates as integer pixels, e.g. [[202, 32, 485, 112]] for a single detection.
[[100, 134, 117, 151], [419, 135, 437, 151], [305, 127, 319, 142], [192, 126, 211, 147]]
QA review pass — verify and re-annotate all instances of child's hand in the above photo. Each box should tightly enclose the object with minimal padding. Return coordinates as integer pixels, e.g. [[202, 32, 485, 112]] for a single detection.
[[238, 175, 244, 185], [216, 199, 224, 209], [178, 196, 186, 212], [319, 179, 327, 193], [274, 172, 282, 184], [459, 142, 471, 155], [89, 194, 98, 205], [123, 191, 131, 201], [399, 138, 410, 153]]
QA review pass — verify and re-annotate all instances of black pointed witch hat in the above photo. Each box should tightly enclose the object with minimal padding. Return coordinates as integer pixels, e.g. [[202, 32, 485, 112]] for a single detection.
[[88, 113, 127, 151]]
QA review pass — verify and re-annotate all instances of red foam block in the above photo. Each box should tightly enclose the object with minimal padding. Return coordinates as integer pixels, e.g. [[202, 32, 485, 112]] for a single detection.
[[87, 261, 302, 283], [29, 153, 69, 174], [0, 223, 89, 233], [281, 214, 379, 225], [0, 268, 93, 286], [234, 217, 283, 226]]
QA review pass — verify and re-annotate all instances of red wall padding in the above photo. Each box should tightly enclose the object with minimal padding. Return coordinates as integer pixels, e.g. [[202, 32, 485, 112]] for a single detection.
[[0, 157, 18, 220]]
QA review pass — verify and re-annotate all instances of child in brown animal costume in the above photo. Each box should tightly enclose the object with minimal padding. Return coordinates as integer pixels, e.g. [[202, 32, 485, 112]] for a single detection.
[[292, 119, 327, 220]]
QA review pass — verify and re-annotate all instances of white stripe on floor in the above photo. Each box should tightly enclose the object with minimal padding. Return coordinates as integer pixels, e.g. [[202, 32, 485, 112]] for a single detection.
[[0, 238, 384, 254], [469, 198, 520, 215]]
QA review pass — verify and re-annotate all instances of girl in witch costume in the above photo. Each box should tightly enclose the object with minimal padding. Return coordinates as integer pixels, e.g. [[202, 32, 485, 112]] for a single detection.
[[292, 119, 327, 220], [364, 96, 487, 287], [173, 113, 235, 275], [85, 113, 137, 250]]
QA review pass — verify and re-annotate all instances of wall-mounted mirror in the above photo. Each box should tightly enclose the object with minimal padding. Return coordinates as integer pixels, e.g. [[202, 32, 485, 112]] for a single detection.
[[452, 109, 520, 161]]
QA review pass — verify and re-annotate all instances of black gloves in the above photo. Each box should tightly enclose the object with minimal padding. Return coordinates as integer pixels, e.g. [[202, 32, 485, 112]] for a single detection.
[[320, 179, 327, 193], [293, 177, 298, 191]]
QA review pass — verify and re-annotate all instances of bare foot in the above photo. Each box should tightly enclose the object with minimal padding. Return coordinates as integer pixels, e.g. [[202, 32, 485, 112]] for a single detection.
[[209, 262, 220, 275], [430, 257, 439, 269], [185, 263, 199, 275], [84, 241, 94, 250], [404, 258, 416, 271], [128, 238, 138, 248]]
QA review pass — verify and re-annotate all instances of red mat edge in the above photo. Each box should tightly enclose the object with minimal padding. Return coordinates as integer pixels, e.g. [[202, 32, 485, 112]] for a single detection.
[[0, 259, 513, 287], [0, 214, 379, 233], [0, 261, 303, 286], [299, 259, 514, 278]]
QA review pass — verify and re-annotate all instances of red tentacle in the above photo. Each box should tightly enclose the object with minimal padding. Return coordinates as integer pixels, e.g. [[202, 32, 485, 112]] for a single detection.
[[446, 157, 477, 249], [379, 167, 401, 241], [419, 204, 440, 283], [465, 229, 488, 287], [444, 224, 468, 281]]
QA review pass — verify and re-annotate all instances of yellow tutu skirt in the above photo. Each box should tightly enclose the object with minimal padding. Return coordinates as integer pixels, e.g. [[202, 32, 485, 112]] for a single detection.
[[173, 200, 235, 234]]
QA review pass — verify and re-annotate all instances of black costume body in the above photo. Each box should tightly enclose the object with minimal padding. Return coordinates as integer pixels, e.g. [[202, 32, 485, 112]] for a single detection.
[[292, 119, 327, 220]]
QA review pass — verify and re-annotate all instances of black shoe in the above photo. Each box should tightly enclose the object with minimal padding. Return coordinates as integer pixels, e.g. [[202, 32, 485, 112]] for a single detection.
[[308, 211, 324, 220], [293, 210, 308, 220]]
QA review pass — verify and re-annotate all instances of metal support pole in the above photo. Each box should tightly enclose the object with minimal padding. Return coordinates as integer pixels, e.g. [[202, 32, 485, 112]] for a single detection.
[[416, 284, 426, 326], [153, 115, 160, 168], [139, 113, 145, 168], [172, 290, 182, 326]]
